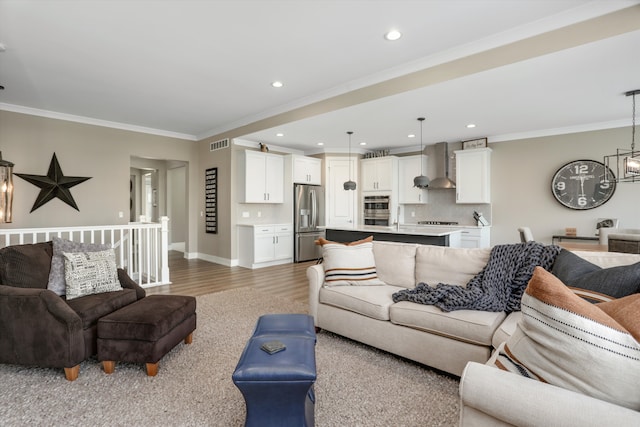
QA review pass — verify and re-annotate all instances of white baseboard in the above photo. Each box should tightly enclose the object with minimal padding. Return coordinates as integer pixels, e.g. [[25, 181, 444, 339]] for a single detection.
[[188, 252, 238, 267]]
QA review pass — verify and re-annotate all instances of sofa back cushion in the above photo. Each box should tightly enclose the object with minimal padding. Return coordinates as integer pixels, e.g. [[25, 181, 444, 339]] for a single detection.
[[571, 250, 640, 269], [372, 241, 417, 287], [416, 245, 491, 287], [0, 242, 53, 289]]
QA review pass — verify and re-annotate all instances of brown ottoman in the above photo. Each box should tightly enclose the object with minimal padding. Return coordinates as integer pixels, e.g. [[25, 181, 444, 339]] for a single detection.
[[97, 295, 196, 376]]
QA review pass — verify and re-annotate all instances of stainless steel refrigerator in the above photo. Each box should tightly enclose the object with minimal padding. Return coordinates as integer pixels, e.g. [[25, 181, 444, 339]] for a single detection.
[[294, 184, 325, 262]]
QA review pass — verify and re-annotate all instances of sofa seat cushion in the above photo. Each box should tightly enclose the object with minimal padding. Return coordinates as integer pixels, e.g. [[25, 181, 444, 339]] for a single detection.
[[372, 241, 418, 287], [415, 245, 491, 287], [65, 288, 137, 330], [491, 311, 521, 349], [390, 301, 506, 346], [319, 285, 403, 321]]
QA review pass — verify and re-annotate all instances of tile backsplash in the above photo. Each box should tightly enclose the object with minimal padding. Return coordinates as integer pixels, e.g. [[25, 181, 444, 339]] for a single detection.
[[400, 190, 492, 226]]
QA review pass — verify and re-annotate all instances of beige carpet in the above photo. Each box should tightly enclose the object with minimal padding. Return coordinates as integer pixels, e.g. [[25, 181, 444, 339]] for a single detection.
[[0, 288, 460, 426]]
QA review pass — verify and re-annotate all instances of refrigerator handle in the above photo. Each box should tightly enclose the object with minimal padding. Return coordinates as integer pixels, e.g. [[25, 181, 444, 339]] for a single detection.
[[310, 189, 317, 228]]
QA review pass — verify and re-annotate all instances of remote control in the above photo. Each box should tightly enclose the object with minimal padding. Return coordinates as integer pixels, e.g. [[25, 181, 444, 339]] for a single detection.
[[260, 340, 286, 355]]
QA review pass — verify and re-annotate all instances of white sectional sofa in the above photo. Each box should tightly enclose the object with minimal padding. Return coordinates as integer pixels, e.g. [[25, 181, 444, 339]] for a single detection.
[[307, 241, 640, 426]]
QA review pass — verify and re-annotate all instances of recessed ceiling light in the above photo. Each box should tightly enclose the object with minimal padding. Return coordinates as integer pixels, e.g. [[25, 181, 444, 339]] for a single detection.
[[384, 30, 402, 41], [360, 142, 367, 146], [276, 133, 284, 137], [317, 142, 324, 146], [466, 123, 476, 128], [408, 134, 416, 138], [271, 81, 283, 88]]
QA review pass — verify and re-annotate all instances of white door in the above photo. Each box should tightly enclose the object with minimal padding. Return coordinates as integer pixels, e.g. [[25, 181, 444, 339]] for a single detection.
[[326, 158, 357, 228]]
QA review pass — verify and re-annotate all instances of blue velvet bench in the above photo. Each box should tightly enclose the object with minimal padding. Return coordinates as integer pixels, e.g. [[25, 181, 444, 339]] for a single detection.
[[232, 314, 317, 427]]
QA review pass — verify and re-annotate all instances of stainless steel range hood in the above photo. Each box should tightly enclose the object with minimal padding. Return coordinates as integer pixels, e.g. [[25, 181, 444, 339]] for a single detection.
[[429, 142, 456, 189]]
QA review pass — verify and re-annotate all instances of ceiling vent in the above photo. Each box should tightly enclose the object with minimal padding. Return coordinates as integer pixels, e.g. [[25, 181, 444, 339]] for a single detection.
[[210, 138, 230, 152]]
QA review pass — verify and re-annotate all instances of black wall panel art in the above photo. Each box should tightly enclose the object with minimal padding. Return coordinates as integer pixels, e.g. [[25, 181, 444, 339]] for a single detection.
[[205, 167, 217, 234]]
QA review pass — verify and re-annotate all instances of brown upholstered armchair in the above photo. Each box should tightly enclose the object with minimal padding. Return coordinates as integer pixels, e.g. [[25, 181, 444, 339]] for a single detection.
[[0, 242, 145, 380]]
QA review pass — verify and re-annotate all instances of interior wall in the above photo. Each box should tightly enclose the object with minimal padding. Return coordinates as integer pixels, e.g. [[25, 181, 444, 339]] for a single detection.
[[195, 136, 233, 262], [490, 126, 638, 245], [3, 109, 637, 262], [0, 110, 198, 251], [167, 165, 187, 245]]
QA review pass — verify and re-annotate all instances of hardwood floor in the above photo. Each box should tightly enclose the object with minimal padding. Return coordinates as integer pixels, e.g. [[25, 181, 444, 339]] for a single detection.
[[145, 251, 316, 303]]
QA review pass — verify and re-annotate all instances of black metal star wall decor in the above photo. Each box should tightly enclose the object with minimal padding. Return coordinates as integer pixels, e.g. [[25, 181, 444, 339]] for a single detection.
[[15, 153, 92, 212]]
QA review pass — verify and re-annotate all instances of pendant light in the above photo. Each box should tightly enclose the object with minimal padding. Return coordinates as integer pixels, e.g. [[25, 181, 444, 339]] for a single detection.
[[343, 131, 357, 190], [603, 89, 640, 183], [413, 117, 430, 188], [0, 151, 14, 223]]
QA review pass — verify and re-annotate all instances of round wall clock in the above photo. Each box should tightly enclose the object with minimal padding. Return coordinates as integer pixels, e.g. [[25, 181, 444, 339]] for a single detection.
[[551, 160, 616, 210]]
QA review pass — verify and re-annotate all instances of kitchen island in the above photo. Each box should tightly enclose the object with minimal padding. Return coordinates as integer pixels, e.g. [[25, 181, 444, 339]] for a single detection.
[[325, 225, 463, 247]]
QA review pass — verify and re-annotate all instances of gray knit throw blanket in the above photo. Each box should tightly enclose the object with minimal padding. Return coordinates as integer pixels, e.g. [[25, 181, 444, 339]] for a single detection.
[[392, 242, 562, 313]]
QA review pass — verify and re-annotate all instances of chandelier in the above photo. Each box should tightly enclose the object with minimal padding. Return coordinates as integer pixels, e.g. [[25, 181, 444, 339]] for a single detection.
[[603, 89, 640, 183]]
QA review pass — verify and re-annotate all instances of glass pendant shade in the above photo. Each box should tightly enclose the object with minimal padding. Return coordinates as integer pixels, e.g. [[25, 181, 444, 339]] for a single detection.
[[0, 152, 14, 223], [413, 175, 429, 188], [343, 131, 357, 191], [343, 180, 357, 190], [413, 117, 429, 188]]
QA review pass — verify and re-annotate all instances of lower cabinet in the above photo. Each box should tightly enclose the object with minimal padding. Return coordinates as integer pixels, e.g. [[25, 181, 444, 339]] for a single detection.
[[238, 224, 293, 269], [459, 227, 491, 248]]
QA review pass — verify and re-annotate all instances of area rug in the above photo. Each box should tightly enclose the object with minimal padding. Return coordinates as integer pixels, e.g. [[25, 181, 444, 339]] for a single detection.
[[0, 288, 460, 426]]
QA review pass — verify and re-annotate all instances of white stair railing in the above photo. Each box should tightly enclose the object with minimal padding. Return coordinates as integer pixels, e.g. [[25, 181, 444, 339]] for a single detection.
[[0, 217, 171, 288]]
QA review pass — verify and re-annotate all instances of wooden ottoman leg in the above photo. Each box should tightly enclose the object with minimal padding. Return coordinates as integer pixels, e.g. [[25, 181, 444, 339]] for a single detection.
[[184, 332, 193, 344], [64, 365, 80, 381], [146, 362, 159, 377], [102, 361, 116, 374]]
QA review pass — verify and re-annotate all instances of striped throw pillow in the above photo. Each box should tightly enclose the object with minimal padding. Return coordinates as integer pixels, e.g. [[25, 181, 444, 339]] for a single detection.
[[322, 242, 385, 286]]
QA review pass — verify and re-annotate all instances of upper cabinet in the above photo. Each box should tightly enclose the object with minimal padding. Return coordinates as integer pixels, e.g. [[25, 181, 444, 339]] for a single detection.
[[238, 150, 284, 203], [398, 155, 428, 204], [455, 148, 491, 204], [292, 155, 322, 185], [361, 156, 398, 192]]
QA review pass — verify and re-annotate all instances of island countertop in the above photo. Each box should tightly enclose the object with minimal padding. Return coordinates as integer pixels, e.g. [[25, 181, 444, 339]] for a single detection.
[[324, 225, 465, 237], [324, 225, 466, 247]]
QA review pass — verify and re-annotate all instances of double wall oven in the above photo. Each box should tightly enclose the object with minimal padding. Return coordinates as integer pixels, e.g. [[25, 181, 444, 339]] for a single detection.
[[363, 195, 390, 226]]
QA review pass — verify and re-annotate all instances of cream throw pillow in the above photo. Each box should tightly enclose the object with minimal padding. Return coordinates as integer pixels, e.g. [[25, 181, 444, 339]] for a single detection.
[[64, 249, 122, 300], [493, 267, 640, 410], [322, 241, 385, 286]]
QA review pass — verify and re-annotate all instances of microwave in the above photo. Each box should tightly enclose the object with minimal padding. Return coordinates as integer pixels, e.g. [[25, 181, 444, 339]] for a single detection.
[[363, 195, 390, 226]]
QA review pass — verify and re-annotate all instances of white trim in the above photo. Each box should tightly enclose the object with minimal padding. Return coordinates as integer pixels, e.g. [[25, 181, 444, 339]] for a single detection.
[[0, 103, 198, 141], [489, 119, 630, 143], [195, 252, 236, 267]]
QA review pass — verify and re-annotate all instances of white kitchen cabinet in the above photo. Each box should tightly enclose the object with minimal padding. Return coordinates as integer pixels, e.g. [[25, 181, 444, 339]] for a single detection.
[[361, 156, 398, 192], [459, 227, 491, 248], [455, 148, 491, 204], [292, 155, 322, 185], [238, 150, 284, 203], [238, 224, 293, 269], [399, 155, 428, 204]]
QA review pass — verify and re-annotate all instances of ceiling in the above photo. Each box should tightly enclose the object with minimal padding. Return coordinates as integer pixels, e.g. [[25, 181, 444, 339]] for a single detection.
[[1, 1, 639, 153]]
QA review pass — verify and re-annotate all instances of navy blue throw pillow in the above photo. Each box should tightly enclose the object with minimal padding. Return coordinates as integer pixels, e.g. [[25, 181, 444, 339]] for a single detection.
[[551, 249, 640, 299]]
